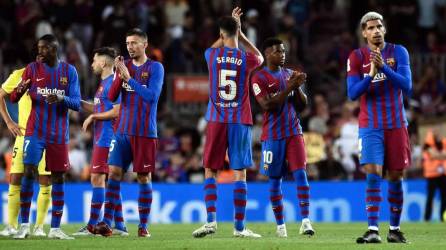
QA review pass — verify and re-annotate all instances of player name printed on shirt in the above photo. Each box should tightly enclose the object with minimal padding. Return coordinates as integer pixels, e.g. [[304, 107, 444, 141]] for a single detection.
[[216, 56, 243, 65]]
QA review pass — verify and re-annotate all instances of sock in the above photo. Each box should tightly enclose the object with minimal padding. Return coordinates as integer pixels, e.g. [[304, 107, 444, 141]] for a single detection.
[[7, 184, 21, 228], [293, 169, 310, 220], [388, 180, 403, 230], [114, 191, 125, 230], [20, 178, 34, 224], [233, 181, 247, 231], [36, 184, 52, 226], [138, 182, 152, 229], [366, 174, 382, 231], [103, 179, 120, 227], [204, 178, 217, 223], [269, 178, 284, 225], [88, 187, 104, 226], [51, 183, 64, 228]]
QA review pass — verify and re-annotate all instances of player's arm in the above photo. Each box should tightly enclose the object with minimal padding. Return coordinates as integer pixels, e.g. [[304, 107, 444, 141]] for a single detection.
[[82, 104, 120, 131], [346, 52, 373, 100], [47, 66, 81, 110], [108, 67, 123, 102], [80, 100, 94, 114], [294, 86, 308, 108], [232, 7, 264, 62], [0, 88, 24, 136], [378, 45, 412, 94], [117, 61, 164, 103]]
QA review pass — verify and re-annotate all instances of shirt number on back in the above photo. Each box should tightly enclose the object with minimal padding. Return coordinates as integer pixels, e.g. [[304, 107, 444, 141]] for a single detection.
[[219, 69, 237, 101]]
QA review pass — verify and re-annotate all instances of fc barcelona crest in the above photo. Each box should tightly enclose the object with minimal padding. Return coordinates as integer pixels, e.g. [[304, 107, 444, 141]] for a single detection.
[[141, 71, 149, 80], [60, 77, 68, 85], [386, 58, 395, 67]]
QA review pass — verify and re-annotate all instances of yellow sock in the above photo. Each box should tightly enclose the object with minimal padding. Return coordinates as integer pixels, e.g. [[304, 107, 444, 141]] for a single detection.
[[36, 185, 52, 226], [7, 185, 21, 229]]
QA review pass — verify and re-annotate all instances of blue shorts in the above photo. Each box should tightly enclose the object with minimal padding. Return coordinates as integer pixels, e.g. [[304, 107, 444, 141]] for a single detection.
[[358, 127, 411, 170], [23, 135, 70, 172], [108, 133, 157, 173], [260, 135, 307, 177], [23, 136, 45, 166], [203, 122, 253, 170]]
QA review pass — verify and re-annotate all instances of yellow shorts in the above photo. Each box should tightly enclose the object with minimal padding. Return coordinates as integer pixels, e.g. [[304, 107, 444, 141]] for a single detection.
[[10, 136, 50, 175]]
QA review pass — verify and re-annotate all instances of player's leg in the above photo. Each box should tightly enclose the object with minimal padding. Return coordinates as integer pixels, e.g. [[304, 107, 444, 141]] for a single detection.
[[384, 128, 410, 243], [74, 146, 109, 236], [439, 175, 446, 222], [46, 143, 73, 240], [14, 136, 44, 239], [192, 122, 227, 238], [96, 134, 130, 237], [287, 135, 314, 236], [424, 177, 436, 221], [228, 123, 260, 238], [33, 174, 51, 236], [0, 141, 24, 236], [0, 173, 22, 236], [113, 191, 128, 235], [356, 128, 384, 244], [34, 152, 52, 237], [131, 136, 157, 238], [260, 139, 287, 237]]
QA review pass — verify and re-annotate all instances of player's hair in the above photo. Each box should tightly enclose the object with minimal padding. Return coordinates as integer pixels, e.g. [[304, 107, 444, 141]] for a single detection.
[[126, 28, 148, 41], [218, 16, 238, 37], [93, 47, 117, 60], [360, 11, 384, 30], [262, 37, 283, 53], [38, 34, 59, 48]]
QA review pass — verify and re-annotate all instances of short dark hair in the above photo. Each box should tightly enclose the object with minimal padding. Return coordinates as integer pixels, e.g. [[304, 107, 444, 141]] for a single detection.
[[218, 16, 238, 37], [126, 28, 148, 41], [38, 34, 59, 47], [93, 47, 117, 59], [262, 37, 283, 52]]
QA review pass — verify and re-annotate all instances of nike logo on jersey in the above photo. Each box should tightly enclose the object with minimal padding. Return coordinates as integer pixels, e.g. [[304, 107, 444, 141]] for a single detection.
[[36, 78, 45, 81], [143, 164, 151, 168], [92, 165, 101, 169], [362, 63, 371, 68], [64, 163, 69, 167], [268, 83, 276, 87]]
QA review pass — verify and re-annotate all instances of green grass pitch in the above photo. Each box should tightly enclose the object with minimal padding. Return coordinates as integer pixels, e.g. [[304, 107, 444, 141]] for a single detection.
[[0, 223, 444, 249]]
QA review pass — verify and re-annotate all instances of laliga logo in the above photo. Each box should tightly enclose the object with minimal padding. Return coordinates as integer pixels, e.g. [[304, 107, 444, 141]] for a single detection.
[[37, 87, 65, 96]]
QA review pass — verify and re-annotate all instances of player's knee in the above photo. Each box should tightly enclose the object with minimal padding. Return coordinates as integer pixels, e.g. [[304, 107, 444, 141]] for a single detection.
[[38, 174, 51, 185], [9, 173, 23, 185], [387, 170, 403, 181], [109, 166, 123, 181], [51, 172, 65, 184], [24, 165, 37, 179], [137, 173, 151, 183], [91, 174, 106, 187], [234, 169, 247, 181]]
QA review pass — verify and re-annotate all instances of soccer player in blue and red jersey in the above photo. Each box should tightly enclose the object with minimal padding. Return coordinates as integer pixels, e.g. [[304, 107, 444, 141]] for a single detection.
[[10, 34, 81, 240], [347, 12, 412, 244], [251, 38, 314, 238], [94, 28, 164, 238], [73, 47, 126, 236], [192, 7, 263, 238]]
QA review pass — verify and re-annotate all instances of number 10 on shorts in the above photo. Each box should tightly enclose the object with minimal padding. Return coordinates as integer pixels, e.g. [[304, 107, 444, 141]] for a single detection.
[[263, 150, 273, 164]]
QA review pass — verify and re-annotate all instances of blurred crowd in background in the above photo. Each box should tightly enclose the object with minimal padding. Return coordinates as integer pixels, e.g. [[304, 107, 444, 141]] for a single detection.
[[0, 0, 446, 183]]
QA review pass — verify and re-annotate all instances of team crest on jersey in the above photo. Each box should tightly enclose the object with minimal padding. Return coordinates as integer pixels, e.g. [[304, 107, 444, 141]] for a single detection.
[[386, 58, 395, 67], [263, 164, 269, 171], [60, 77, 68, 85], [141, 71, 149, 80]]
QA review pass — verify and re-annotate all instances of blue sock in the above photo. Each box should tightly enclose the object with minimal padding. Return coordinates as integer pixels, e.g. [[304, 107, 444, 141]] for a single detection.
[[88, 187, 104, 226], [269, 178, 284, 225], [366, 174, 382, 230], [234, 181, 247, 231], [114, 192, 125, 230], [388, 180, 403, 229], [204, 178, 217, 223], [138, 182, 152, 229], [51, 183, 64, 228], [103, 179, 120, 227], [293, 169, 310, 220], [20, 177, 34, 224]]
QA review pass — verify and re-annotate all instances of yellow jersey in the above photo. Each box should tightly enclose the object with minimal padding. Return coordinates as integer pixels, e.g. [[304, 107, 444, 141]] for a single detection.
[[1, 68, 31, 130]]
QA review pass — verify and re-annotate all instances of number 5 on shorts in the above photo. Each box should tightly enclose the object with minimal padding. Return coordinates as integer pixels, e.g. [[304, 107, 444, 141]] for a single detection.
[[109, 139, 116, 152]]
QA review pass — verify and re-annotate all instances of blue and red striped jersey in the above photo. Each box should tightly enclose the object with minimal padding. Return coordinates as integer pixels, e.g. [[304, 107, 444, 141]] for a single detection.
[[204, 47, 262, 125], [93, 74, 120, 147], [108, 59, 164, 138], [347, 43, 411, 129], [21, 61, 80, 144], [251, 67, 302, 141]]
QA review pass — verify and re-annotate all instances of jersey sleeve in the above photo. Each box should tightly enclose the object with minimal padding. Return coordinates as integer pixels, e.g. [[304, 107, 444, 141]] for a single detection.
[[346, 50, 373, 100], [204, 48, 216, 64], [63, 65, 81, 111], [347, 50, 361, 77], [251, 71, 269, 100], [127, 61, 164, 103], [1, 68, 25, 94], [108, 71, 123, 102], [245, 52, 263, 71], [381, 44, 412, 94]]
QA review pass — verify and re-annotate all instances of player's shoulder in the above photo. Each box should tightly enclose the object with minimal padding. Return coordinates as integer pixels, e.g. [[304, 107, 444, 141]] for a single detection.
[[392, 43, 409, 56], [251, 67, 268, 82]]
